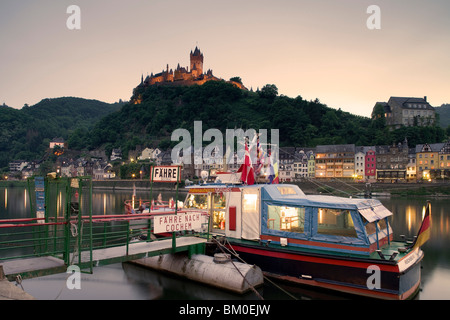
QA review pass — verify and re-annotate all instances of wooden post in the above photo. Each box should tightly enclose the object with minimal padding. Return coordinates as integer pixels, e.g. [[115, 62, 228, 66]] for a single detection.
[[171, 166, 180, 253], [0, 265, 5, 280], [148, 166, 154, 241]]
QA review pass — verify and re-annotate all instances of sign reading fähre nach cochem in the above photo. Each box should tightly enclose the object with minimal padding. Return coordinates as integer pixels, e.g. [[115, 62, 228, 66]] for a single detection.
[[151, 166, 181, 183], [154, 212, 202, 234]]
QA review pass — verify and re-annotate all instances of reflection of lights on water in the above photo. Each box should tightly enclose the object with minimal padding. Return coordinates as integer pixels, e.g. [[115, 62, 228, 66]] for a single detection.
[[4, 188, 7, 209], [407, 210, 412, 232], [406, 207, 413, 232], [405, 205, 417, 233], [24, 188, 27, 209], [103, 194, 107, 215], [57, 191, 61, 217], [446, 217, 449, 234], [55, 190, 67, 218]]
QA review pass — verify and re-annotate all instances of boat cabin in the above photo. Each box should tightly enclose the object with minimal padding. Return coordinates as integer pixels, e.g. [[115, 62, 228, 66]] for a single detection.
[[184, 184, 393, 256]]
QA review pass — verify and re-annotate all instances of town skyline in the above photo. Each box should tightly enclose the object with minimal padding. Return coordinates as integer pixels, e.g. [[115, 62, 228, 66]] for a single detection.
[[1, 0, 450, 117], [9, 137, 450, 184]]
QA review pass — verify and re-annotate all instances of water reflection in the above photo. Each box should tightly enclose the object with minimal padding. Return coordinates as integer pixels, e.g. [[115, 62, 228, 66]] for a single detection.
[[1, 186, 450, 299], [381, 198, 450, 249], [1, 187, 30, 218]]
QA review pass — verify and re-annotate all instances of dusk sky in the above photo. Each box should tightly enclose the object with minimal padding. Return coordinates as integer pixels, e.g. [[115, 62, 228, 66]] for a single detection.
[[1, 0, 449, 117]]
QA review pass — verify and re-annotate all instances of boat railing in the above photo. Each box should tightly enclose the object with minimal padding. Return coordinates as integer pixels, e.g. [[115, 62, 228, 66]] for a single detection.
[[124, 199, 178, 213]]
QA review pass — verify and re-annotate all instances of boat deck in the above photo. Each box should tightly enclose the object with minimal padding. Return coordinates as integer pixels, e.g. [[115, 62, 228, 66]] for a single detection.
[[226, 237, 412, 263]]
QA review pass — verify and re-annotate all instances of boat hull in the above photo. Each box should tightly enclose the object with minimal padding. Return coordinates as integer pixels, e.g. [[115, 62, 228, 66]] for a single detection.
[[227, 242, 422, 300]]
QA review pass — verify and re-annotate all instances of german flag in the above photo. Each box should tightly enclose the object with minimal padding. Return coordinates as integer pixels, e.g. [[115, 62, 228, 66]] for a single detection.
[[409, 201, 431, 250]]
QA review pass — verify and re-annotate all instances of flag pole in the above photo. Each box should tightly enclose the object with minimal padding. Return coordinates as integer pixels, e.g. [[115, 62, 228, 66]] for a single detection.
[[172, 166, 180, 252], [409, 201, 431, 250]]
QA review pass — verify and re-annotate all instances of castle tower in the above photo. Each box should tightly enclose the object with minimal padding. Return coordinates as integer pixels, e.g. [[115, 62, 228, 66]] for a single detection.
[[190, 46, 203, 78]]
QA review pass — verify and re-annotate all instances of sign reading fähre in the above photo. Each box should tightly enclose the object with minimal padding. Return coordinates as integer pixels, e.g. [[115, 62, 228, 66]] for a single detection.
[[151, 166, 180, 182]]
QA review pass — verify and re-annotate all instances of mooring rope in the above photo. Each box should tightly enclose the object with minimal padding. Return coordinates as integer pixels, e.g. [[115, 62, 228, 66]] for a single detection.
[[211, 237, 264, 300], [306, 178, 354, 197], [53, 219, 85, 300], [15, 274, 24, 290], [332, 178, 364, 193], [212, 237, 299, 300]]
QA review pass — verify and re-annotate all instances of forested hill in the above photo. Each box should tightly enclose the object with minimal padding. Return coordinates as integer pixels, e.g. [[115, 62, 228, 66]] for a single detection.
[[3, 82, 445, 169], [0, 97, 123, 168], [435, 104, 450, 128], [82, 81, 445, 158]]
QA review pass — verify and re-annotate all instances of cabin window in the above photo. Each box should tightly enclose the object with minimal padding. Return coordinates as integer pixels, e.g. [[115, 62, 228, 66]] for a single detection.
[[267, 205, 305, 233], [277, 186, 297, 195], [317, 208, 357, 237], [378, 218, 387, 230], [185, 194, 208, 209], [365, 221, 377, 236], [365, 218, 388, 236], [212, 192, 227, 231], [241, 189, 261, 240], [243, 193, 258, 212]]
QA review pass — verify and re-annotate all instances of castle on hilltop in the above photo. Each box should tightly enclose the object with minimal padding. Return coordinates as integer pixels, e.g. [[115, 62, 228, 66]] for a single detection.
[[133, 47, 246, 103]]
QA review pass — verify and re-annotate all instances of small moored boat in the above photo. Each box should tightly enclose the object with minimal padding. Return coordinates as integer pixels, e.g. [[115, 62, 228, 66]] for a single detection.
[[181, 181, 429, 300]]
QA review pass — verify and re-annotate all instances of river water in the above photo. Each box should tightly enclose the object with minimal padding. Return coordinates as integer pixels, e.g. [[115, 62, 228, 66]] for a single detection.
[[1, 186, 449, 300]]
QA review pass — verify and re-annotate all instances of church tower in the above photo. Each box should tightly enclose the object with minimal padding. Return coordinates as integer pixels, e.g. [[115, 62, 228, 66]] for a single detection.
[[190, 46, 203, 78]]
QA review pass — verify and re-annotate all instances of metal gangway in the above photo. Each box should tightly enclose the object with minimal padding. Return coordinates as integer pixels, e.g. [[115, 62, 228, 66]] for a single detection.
[[0, 176, 207, 282]]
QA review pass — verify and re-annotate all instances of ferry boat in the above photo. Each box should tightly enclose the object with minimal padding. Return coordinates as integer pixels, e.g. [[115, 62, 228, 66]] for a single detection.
[[181, 177, 429, 300]]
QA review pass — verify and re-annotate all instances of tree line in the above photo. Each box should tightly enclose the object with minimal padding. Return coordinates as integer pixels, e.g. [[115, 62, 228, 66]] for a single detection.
[[1, 82, 447, 171], [79, 81, 446, 159]]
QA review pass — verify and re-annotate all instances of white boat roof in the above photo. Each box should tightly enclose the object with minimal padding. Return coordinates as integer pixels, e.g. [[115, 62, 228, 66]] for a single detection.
[[260, 184, 392, 222], [186, 183, 392, 222]]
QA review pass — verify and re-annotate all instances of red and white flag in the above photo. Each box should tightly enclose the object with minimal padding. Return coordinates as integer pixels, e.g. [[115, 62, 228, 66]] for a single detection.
[[237, 142, 255, 185]]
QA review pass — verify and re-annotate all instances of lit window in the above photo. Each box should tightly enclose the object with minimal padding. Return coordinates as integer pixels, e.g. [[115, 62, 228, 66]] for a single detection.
[[277, 186, 297, 195], [243, 193, 258, 212], [318, 208, 357, 237], [268, 205, 305, 233], [212, 192, 226, 231], [365, 218, 387, 236], [185, 194, 208, 209]]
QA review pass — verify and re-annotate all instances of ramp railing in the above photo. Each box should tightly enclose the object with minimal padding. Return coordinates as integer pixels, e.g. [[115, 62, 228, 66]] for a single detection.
[[1, 177, 209, 277]]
